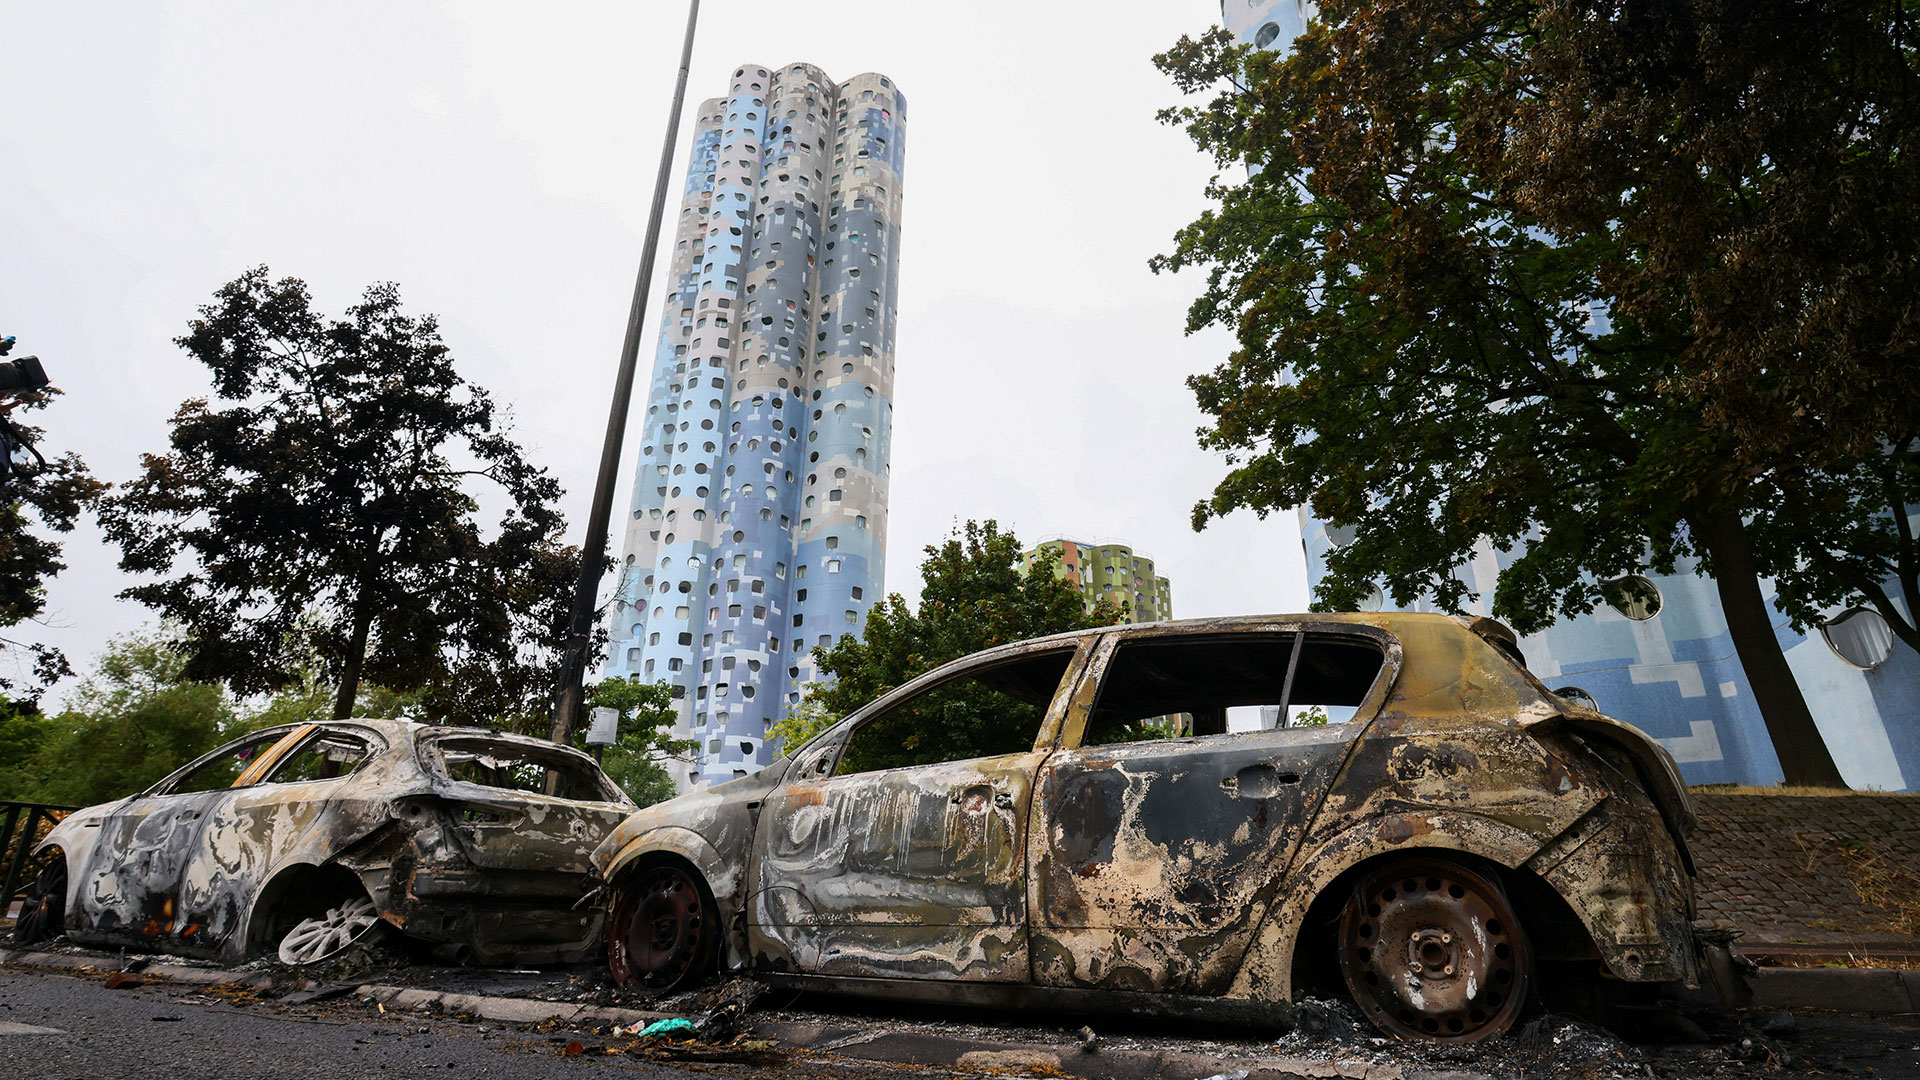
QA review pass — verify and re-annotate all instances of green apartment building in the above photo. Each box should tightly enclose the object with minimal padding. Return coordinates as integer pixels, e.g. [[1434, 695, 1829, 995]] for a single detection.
[[1025, 538, 1173, 624]]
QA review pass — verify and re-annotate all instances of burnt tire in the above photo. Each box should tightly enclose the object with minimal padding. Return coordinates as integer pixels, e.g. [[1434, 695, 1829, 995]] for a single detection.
[[11, 857, 65, 945], [1337, 859, 1531, 1043], [607, 863, 718, 992]]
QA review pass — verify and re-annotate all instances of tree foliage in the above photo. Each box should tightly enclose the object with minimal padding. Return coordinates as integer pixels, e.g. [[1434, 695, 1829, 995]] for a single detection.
[[100, 268, 579, 724], [1151, 2, 1919, 786], [804, 520, 1117, 762], [580, 676, 692, 806], [1, 629, 242, 806], [768, 690, 839, 756], [0, 350, 106, 697]]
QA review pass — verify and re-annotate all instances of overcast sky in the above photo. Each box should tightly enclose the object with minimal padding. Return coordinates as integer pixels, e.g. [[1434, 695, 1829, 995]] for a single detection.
[[1, 0, 1309, 701]]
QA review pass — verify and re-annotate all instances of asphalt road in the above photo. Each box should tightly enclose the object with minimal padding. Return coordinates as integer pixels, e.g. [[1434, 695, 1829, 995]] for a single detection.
[[0, 968, 851, 1080], [4, 962, 1920, 1080]]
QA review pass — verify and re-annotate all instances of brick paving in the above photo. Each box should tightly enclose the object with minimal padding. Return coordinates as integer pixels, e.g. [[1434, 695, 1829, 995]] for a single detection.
[[1690, 792, 1920, 955]]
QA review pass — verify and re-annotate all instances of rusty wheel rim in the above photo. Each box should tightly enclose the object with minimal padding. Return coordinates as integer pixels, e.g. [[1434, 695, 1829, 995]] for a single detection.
[[609, 865, 709, 991], [1338, 861, 1530, 1043]]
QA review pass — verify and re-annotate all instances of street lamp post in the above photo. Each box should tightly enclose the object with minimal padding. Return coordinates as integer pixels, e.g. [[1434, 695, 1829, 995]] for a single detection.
[[549, 0, 701, 747]]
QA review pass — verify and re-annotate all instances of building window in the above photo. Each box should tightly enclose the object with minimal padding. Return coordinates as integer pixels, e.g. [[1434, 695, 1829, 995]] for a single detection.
[[1599, 575, 1662, 621], [1821, 607, 1896, 670]]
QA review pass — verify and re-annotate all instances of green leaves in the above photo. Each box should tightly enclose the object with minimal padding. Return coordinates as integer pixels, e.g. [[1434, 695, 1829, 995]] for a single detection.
[[582, 676, 691, 806], [100, 267, 577, 723], [1153, 0, 1916, 783], [798, 521, 1114, 748]]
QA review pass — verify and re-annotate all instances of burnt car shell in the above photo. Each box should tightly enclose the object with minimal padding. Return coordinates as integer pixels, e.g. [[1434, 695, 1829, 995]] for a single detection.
[[34, 720, 635, 964], [592, 613, 1699, 1037]]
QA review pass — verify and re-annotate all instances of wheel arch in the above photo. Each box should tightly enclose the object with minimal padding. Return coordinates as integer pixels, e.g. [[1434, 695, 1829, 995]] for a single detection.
[[603, 828, 743, 969], [1282, 845, 1597, 999], [241, 861, 372, 958], [1225, 810, 1576, 1003]]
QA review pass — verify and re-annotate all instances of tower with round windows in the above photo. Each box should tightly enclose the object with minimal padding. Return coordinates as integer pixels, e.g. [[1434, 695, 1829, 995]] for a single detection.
[[604, 63, 905, 789]]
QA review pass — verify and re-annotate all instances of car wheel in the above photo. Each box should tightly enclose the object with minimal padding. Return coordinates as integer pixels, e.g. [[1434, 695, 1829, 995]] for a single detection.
[[1337, 859, 1531, 1043], [12, 857, 65, 945], [277, 893, 383, 965], [607, 863, 717, 992]]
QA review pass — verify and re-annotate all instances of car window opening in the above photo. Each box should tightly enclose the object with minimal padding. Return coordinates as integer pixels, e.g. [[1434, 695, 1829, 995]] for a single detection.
[[1083, 633, 1386, 745], [161, 729, 298, 795], [263, 732, 375, 784], [835, 648, 1076, 776], [431, 737, 620, 802]]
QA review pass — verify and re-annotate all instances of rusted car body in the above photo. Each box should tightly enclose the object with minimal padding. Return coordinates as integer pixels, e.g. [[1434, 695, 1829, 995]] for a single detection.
[[593, 613, 1700, 1042], [24, 719, 634, 965]]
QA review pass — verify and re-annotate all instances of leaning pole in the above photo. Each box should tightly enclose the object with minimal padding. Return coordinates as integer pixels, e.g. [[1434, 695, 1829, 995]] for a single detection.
[[550, 0, 701, 746]]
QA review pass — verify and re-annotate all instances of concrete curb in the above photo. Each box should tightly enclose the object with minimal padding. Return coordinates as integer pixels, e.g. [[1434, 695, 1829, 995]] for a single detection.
[[1748, 967, 1920, 1014]]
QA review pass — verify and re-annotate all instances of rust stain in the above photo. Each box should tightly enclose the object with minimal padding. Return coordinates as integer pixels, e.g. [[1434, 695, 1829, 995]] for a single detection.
[[1375, 814, 1437, 844]]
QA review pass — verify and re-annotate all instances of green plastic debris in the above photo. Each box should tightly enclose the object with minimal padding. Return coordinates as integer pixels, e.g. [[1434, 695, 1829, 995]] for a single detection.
[[638, 1018, 697, 1038]]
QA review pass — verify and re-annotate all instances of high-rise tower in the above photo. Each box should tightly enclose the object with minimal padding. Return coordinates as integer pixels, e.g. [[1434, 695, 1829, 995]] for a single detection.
[[603, 62, 906, 789]]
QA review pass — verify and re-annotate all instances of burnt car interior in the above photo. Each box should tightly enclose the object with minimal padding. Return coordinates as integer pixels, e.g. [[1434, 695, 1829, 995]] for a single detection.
[[1082, 632, 1385, 744], [425, 736, 621, 802], [266, 731, 376, 784], [836, 647, 1076, 775]]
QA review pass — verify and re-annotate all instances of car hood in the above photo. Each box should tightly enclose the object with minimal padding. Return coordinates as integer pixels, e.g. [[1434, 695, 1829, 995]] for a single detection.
[[590, 758, 793, 874]]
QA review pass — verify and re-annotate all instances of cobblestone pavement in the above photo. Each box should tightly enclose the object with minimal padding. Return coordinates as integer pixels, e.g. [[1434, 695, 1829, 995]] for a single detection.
[[1690, 792, 1920, 956]]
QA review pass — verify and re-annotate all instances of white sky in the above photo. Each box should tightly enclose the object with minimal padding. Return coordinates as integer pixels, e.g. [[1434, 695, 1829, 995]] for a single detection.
[[1, 0, 1308, 702]]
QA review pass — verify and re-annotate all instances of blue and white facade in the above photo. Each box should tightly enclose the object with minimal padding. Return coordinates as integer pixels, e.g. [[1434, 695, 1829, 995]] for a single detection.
[[603, 63, 906, 789], [1222, 3, 1920, 790]]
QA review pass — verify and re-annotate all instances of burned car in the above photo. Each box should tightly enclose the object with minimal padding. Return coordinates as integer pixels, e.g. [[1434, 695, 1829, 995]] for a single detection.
[[17, 719, 634, 966], [592, 613, 1699, 1043]]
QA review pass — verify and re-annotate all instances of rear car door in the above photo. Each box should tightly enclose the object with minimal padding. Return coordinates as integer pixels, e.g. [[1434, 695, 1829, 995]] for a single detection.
[[1030, 625, 1394, 995], [750, 641, 1091, 981], [176, 725, 385, 950]]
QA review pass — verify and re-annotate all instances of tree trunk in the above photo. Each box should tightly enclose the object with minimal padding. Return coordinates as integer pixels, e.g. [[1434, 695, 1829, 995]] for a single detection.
[[332, 602, 374, 721], [1691, 506, 1849, 788]]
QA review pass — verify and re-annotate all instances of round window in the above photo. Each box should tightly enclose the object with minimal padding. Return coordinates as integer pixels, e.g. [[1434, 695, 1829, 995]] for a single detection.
[[1358, 586, 1384, 613], [1821, 607, 1895, 670], [1253, 21, 1281, 48], [1600, 575, 1662, 621]]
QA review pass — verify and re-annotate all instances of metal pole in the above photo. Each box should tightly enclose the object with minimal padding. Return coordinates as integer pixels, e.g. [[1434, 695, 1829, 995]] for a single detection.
[[551, 0, 701, 746]]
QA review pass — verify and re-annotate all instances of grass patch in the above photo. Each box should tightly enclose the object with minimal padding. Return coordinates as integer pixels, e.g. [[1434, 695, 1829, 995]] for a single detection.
[[1689, 783, 1916, 797]]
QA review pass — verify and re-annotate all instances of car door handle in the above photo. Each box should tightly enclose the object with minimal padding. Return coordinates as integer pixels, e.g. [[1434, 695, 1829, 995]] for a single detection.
[[993, 792, 1015, 810]]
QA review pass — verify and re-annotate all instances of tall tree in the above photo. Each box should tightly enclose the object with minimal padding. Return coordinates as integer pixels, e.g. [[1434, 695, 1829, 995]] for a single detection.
[[803, 520, 1117, 738], [0, 340, 106, 697], [101, 268, 575, 723], [1150, 4, 1914, 787]]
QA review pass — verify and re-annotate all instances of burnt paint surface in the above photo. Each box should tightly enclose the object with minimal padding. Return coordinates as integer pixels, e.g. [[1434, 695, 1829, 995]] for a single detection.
[[1031, 724, 1349, 994], [752, 749, 1039, 980], [596, 613, 1702, 1019], [42, 720, 634, 965]]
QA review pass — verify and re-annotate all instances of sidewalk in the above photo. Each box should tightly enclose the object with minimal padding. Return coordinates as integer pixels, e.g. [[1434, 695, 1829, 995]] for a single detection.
[[1689, 791, 1920, 964]]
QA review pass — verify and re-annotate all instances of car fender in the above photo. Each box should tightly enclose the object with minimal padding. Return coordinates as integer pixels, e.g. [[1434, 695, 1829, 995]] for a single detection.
[[1223, 809, 1552, 1003], [33, 801, 122, 929], [602, 825, 735, 904]]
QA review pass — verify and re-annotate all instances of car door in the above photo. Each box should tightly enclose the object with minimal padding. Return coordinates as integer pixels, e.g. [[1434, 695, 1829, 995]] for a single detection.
[[176, 725, 385, 952], [749, 640, 1093, 982], [1029, 625, 1396, 995], [76, 727, 307, 946]]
